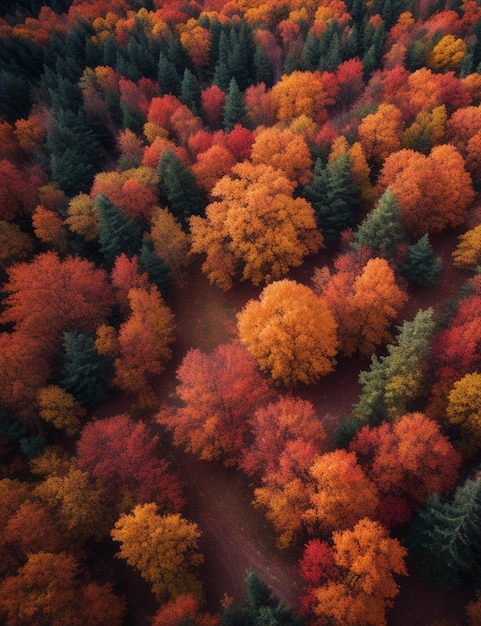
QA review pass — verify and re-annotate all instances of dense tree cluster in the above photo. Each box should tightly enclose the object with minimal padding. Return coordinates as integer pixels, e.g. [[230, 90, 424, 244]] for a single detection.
[[2, 0, 481, 623]]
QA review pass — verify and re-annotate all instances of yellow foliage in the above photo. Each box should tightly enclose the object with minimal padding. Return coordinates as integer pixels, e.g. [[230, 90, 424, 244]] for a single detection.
[[446, 372, 481, 451], [428, 34, 466, 72], [111, 503, 204, 601], [37, 385, 85, 437], [271, 71, 326, 122], [65, 193, 98, 241], [150, 207, 191, 278], [453, 224, 481, 269], [237, 279, 338, 387]]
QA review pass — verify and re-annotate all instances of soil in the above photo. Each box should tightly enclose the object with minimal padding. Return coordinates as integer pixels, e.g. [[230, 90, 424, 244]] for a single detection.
[[106, 229, 473, 624]]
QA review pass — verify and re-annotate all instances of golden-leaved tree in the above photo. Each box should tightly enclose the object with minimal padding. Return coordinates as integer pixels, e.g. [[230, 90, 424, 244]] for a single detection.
[[190, 162, 322, 289], [237, 280, 338, 387]]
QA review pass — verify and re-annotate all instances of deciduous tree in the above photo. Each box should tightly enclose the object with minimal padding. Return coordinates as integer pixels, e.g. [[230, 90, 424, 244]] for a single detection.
[[446, 372, 481, 452], [37, 386, 85, 437], [238, 280, 338, 387], [190, 163, 322, 289], [157, 342, 274, 465], [358, 103, 404, 163], [453, 224, 481, 269], [76, 413, 184, 511], [111, 503, 204, 601], [350, 412, 461, 526]]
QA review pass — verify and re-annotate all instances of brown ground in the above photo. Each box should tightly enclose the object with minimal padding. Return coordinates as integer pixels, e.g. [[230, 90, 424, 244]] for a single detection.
[[122, 230, 472, 623]]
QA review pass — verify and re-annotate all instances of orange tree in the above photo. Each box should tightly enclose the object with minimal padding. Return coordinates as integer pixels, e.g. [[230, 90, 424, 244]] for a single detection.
[[237, 279, 338, 387]]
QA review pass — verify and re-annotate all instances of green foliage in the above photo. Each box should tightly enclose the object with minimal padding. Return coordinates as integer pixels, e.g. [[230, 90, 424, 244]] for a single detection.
[[304, 154, 360, 242], [158, 52, 181, 95], [139, 239, 170, 296], [180, 68, 201, 116], [401, 234, 442, 286], [353, 308, 436, 424], [157, 150, 206, 224], [19, 435, 46, 458], [97, 195, 143, 266], [407, 470, 481, 588], [354, 188, 404, 258], [223, 78, 245, 131], [221, 570, 303, 626], [60, 332, 114, 408]]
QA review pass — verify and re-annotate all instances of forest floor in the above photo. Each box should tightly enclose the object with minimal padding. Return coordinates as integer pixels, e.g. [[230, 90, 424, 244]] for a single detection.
[[113, 230, 473, 624]]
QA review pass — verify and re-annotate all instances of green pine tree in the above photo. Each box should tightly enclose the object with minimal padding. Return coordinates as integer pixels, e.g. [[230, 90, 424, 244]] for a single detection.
[[157, 150, 206, 223], [180, 68, 201, 116], [401, 234, 442, 286], [353, 308, 436, 424], [157, 52, 181, 95], [60, 331, 115, 407], [97, 195, 143, 266], [139, 239, 170, 296], [354, 188, 404, 258], [407, 471, 481, 588], [223, 77, 245, 131]]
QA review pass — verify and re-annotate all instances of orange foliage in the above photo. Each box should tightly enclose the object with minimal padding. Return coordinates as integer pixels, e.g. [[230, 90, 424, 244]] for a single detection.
[[358, 104, 404, 162], [271, 71, 328, 123], [32, 205, 68, 251], [192, 143, 236, 193], [378, 145, 474, 236]]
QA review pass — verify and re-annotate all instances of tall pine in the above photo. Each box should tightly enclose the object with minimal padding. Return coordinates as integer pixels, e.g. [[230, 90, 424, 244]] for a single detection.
[[354, 188, 404, 258]]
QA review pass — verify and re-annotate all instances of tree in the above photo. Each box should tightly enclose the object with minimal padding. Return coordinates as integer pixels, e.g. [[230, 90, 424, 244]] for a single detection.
[[76, 414, 184, 511], [354, 188, 404, 259], [60, 332, 114, 408], [447, 372, 481, 453], [34, 466, 112, 550], [300, 519, 407, 626], [190, 163, 322, 289], [0, 551, 125, 626], [358, 103, 404, 163], [271, 71, 327, 122], [0, 221, 34, 269], [192, 143, 236, 194], [139, 239, 170, 296], [201, 84, 226, 129], [378, 145, 475, 237], [353, 309, 436, 424], [157, 342, 274, 466], [250, 126, 312, 186], [222, 570, 303, 626], [111, 253, 150, 313], [0, 252, 114, 357], [65, 193, 99, 242], [111, 503, 204, 601], [149, 207, 191, 280], [152, 595, 219, 626], [37, 385, 85, 437], [97, 194, 144, 266], [241, 397, 327, 477], [31, 205, 68, 252], [401, 233, 442, 286], [238, 280, 338, 387], [318, 257, 407, 357], [303, 450, 379, 537], [350, 412, 461, 526], [223, 78, 245, 131], [180, 68, 201, 116], [157, 150, 206, 224], [453, 224, 481, 269], [428, 34, 466, 72], [114, 286, 175, 408], [407, 471, 481, 588]]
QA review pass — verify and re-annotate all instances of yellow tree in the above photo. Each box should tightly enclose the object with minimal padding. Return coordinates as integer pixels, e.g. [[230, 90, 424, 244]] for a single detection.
[[37, 385, 85, 437], [428, 34, 466, 72], [150, 207, 191, 280], [271, 70, 327, 123], [453, 224, 481, 269], [446, 372, 481, 452], [190, 163, 322, 289], [65, 193, 99, 242], [111, 503, 203, 601], [237, 280, 338, 387]]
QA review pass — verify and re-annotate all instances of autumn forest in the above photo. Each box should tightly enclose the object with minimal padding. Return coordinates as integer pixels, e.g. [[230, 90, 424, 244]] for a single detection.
[[2, 0, 481, 624]]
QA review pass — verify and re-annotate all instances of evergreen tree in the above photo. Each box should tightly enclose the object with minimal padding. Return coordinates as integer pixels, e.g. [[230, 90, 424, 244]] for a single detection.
[[157, 150, 206, 223], [353, 308, 436, 424], [254, 43, 273, 86], [223, 78, 245, 131], [46, 109, 100, 195], [401, 234, 442, 286], [354, 188, 404, 258], [157, 51, 181, 95], [302, 34, 320, 71], [97, 195, 143, 266], [139, 239, 170, 296], [407, 471, 481, 588], [0, 70, 31, 122], [304, 154, 359, 242], [180, 68, 201, 116], [60, 332, 115, 407], [324, 32, 341, 71]]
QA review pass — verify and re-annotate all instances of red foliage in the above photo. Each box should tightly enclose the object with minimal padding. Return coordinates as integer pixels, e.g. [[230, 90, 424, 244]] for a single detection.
[[76, 414, 185, 511], [225, 124, 255, 161], [201, 85, 226, 129]]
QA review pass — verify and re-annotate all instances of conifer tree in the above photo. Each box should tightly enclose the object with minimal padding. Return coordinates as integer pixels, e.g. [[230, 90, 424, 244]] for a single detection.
[[407, 471, 481, 588], [223, 78, 245, 131], [180, 68, 201, 116], [401, 234, 442, 286], [353, 309, 436, 424], [60, 331, 114, 407], [354, 188, 404, 258], [139, 239, 170, 297], [157, 52, 181, 95], [97, 195, 143, 267]]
